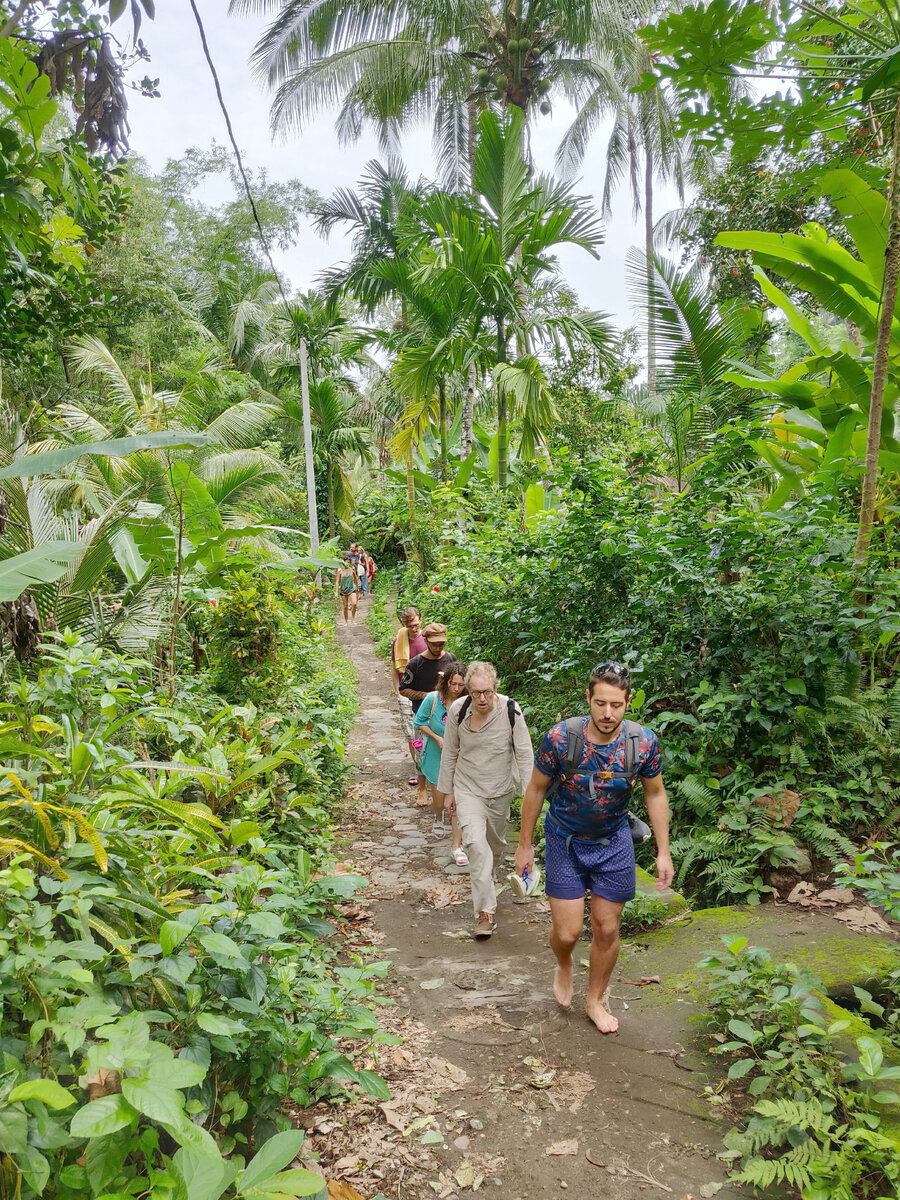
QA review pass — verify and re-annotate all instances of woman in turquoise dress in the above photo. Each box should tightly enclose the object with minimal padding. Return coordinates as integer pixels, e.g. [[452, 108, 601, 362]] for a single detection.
[[413, 662, 469, 866]]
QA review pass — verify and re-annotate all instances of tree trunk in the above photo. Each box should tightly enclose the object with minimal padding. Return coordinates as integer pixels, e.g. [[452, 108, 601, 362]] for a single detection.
[[405, 451, 416, 537], [855, 94, 900, 566], [169, 487, 184, 703], [1, 0, 33, 37], [496, 321, 509, 489], [467, 96, 479, 188], [462, 363, 476, 459], [645, 144, 657, 396], [438, 379, 448, 481], [327, 473, 335, 538]]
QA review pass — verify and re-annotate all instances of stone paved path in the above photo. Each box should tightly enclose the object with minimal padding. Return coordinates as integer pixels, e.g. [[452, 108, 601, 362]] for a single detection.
[[332, 594, 754, 1200]]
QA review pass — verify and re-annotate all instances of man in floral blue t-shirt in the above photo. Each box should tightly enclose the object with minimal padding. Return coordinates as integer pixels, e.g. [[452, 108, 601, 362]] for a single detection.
[[515, 662, 673, 1034]]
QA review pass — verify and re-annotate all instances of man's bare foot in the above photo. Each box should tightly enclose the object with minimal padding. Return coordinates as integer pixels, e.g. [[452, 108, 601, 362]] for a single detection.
[[552, 962, 574, 1009], [585, 998, 619, 1033]]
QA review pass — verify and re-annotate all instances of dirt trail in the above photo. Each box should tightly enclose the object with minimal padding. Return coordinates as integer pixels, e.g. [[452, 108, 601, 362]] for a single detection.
[[323, 595, 749, 1200]]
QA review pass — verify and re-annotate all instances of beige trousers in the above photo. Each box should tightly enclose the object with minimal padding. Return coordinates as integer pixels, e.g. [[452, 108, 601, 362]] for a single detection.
[[455, 791, 511, 916]]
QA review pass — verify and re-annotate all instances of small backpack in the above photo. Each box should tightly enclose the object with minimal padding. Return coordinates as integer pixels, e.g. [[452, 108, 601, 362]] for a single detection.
[[546, 717, 651, 843]]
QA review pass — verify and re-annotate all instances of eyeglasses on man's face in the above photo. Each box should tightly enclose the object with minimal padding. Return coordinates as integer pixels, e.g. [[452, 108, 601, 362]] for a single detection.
[[471, 688, 495, 698]]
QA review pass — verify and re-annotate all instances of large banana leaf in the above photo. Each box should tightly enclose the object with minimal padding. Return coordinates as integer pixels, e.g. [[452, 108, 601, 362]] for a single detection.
[[0, 432, 209, 480], [0, 543, 83, 603]]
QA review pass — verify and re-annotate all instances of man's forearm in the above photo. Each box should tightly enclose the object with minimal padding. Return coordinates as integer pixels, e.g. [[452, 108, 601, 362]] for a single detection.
[[399, 686, 427, 702], [517, 783, 545, 847], [644, 790, 670, 854]]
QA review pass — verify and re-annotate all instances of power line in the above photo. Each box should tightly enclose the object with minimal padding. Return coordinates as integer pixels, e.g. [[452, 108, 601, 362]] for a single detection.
[[186, 0, 320, 557]]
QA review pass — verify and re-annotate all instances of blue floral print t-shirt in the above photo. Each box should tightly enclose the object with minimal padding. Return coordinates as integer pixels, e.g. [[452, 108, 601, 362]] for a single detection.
[[534, 718, 661, 840]]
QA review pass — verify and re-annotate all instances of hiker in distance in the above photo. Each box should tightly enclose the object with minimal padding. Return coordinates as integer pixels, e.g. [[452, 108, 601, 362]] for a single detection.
[[333, 555, 359, 626], [437, 662, 534, 939], [399, 623, 456, 807], [515, 661, 673, 1034], [392, 607, 427, 794]]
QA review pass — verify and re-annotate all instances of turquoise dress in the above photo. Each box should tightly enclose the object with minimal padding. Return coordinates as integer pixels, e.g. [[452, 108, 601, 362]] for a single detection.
[[413, 691, 447, 786]]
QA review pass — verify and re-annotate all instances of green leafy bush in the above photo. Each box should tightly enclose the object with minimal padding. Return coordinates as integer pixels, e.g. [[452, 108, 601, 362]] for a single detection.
[[388, 452, 900, 904], [700, 936, 900, 1199], [0, 623, 383, 1200]]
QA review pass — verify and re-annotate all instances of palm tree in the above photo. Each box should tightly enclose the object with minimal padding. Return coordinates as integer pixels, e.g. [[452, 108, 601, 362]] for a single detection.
[[271, 382, 373, 536], [256, 291, 368, 384], [401, 107, 614, 487], [311, 163, 457, 506], [57, 337, 288, 515], [253, 291, 375, 532], [556, 8, 706, 393], [625, 247, 756, 489], [235, 0, 607, 186], [193, 265, 282, 377]]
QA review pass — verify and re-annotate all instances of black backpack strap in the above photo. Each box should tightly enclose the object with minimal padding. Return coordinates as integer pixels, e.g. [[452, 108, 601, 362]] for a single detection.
[[456, 694, 473, 724], [562, 716, 585, 776], [622, 718, 642, 783], [507, 697, 517, 729]]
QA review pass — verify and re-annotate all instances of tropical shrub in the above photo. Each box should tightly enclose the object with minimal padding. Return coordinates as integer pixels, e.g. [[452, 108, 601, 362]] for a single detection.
[[700, 937, 900, 1199], [0, 625, 381, 1200], [387, 450, 900, 903]]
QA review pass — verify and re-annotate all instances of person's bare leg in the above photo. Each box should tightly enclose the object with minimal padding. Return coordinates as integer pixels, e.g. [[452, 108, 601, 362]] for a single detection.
[[415, 770, 428, 806], [350, 594, 358, 625], [341, 595, 349, 625], [548, 896, 586, 1010], [451, 812, 462, 851], [585, 896, 625, 1033]]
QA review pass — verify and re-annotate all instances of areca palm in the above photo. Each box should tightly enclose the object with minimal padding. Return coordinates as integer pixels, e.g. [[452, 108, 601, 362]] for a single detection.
[[254, 292, 374, 532], [256, 291, 369, 384], [557, 6, 706, 393], [402, 107, 614, 487], [236, 0, 608, 187], [266, 383, 373, 535], [313, 159, 422, 311], [312, 162, 462, 502]]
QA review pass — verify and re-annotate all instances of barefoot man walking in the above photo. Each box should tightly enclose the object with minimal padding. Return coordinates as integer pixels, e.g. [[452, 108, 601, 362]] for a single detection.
[[514, 662, 673, 1033]]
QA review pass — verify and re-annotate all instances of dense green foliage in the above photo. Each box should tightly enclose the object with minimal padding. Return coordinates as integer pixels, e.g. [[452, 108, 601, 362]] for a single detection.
[[0, 585, 390, 1199], [359, 448, 899, 906], [4, 0, 900, 1193], [700, 937, 900, 1198]]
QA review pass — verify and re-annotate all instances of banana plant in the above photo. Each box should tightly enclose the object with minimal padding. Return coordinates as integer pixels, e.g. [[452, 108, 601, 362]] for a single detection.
[[719, 170, 900, 510]]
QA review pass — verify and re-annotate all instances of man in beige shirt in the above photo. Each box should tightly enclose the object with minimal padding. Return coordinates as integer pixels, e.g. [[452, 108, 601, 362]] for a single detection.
[[437, 661, 533, 939]]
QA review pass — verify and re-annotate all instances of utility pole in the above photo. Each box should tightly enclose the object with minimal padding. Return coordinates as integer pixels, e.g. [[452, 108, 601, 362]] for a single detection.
[[299, 338, 320, 561]]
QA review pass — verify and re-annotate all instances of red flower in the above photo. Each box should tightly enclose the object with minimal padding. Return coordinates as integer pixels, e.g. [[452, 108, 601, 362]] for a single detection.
[[432, 585, 440, 592], [210, 599, 217, 607]]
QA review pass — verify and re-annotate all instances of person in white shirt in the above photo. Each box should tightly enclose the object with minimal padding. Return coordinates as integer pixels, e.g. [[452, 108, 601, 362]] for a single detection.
[[437, 661, 533, 939]]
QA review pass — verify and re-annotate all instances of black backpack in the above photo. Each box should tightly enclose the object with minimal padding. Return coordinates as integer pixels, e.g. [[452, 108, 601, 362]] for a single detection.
[[456, 694, 519, 731], [546, 717, 651, 844]]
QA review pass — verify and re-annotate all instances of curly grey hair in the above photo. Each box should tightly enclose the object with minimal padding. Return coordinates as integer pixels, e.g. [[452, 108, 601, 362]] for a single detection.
[[464, 661, 498, 691]]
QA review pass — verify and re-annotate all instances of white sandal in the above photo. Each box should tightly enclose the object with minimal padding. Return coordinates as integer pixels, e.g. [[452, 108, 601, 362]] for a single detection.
[[431, 813, 447, 839], [452, 846, 469, 866]]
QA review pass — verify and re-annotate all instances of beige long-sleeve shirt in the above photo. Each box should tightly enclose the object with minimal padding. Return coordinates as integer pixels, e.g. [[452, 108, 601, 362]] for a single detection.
[[436, 693, 534, 801]]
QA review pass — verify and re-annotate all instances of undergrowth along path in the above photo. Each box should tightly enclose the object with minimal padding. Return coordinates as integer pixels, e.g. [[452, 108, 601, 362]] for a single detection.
[[326, 594, 750, 1200]]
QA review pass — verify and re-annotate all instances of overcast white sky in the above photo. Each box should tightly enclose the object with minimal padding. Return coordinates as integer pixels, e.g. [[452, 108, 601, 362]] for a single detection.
[[124, 0, 685, 331]]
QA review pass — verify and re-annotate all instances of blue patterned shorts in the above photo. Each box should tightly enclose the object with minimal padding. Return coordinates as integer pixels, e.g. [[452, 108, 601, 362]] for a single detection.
[[543, 820, 636, 903]]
